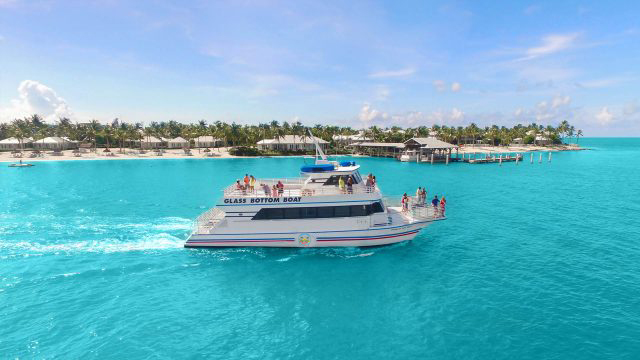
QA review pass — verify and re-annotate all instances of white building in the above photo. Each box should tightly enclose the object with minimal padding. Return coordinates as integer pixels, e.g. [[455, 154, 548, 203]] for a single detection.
[[332, 133, 372, 145], [168, 136, 189, 149], [0, 137, 33, 150], [141, 136, 163, 149], [194, 136, 222, 148], [257, 135, 329, 151], [32, 137, 77, 150]]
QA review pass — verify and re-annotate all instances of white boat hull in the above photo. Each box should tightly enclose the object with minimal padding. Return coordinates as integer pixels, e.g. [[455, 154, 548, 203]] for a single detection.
[[185, 221, 430, 248]]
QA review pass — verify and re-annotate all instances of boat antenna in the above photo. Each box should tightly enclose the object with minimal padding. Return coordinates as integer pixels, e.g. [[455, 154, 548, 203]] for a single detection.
[[308, 129, 328, 163]]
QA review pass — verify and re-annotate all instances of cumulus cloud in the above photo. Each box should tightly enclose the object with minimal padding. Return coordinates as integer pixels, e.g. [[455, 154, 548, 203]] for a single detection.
[[513, 95, 574, 123], [595, 107, 614, 125], [432, 80, 446, 92], [358, 103, 389, 123], [451, 82, 461, 92], [0, 80, 73, 122], [357, 103, 465, 127], [368, 67, 416, 79]]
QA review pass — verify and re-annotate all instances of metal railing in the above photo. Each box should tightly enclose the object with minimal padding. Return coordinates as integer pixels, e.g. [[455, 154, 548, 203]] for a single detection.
[[193, 207, 225, 234], [223, 178, 379, 198], [383, 196, 447, 220]]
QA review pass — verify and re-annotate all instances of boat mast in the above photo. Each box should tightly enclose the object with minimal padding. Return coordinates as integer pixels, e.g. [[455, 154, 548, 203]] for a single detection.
[[308, 130, 328, 164]]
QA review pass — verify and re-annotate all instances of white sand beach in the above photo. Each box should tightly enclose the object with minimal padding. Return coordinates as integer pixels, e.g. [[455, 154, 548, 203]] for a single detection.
[[0, 144, 585, 163]]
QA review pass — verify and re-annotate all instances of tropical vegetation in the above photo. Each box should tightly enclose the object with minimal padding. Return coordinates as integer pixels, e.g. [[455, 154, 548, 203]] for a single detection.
[[0, 114, 584, 152]]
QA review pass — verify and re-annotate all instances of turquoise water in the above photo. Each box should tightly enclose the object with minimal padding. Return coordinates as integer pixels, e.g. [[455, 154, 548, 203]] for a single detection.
[[1, 138, 639, 359]]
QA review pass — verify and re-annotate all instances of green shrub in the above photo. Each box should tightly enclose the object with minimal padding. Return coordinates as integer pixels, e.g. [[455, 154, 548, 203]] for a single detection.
[[524, 135, 534, 144], [229, 146, 263, 156]]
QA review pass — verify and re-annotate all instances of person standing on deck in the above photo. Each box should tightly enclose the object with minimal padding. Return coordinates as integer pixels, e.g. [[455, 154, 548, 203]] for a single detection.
[[440, 196, 447, 217], [421, 187, 427, 204], [346, 176, 354, 194], [416, 187, 422, 204], [271, 185, 278, 197], [276, 180, 284, 196], [249, 175, 256, 193], [402, 193, 410, 212], [244, 174, 250, 188], [338, 176, 346, 193], [431, 195, 439, 216]]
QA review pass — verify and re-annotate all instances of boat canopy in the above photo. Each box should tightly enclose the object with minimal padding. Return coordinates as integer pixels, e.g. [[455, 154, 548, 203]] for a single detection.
[[300, 164, 335, 173], [339, 161, 356, 167]]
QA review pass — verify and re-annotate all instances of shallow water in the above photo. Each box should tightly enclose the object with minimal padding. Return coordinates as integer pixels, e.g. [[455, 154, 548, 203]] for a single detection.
[[1, 138, 639, 359]]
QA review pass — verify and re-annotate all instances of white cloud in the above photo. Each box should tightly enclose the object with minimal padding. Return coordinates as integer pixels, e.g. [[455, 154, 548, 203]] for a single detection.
[[512, 95, 574, 124], [356, 103, 465, 127], [0, 80, 73, 122], [368, 67, 416, 79], [551, 95, 571, 109], [451, 82, 461, 92], [432, 80, 446, 92], [358, 103, 389, 123], [519, 32, 580, 61], [595, 107, 614, 125]]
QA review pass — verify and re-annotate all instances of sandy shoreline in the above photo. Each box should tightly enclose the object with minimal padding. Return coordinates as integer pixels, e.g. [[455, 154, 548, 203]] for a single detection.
[[0, 144, 585, 163]]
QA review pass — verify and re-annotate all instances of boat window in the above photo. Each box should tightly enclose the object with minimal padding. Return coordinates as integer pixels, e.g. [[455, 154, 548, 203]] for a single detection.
[[317, 206, 335, 218], [252, 203, 379, 220], [284, 208, 300, 219], [351, 205, 368, 216], [300, 207, 317, 218], [334, 206, 350, 217], [323, 175, 359, 186], [372, 201, 384, 213], [267, 208, 284, 219]]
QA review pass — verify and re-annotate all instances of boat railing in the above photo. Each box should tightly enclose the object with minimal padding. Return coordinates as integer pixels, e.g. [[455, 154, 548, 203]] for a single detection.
[[223, 179, 379, 198], [193, 207, 225, 234], [383, 196, 446, 221]]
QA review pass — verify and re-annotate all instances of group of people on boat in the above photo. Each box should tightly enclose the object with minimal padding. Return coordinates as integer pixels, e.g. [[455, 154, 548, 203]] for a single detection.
[[236, 174, 285, 197], [401, 191, 446, 217]]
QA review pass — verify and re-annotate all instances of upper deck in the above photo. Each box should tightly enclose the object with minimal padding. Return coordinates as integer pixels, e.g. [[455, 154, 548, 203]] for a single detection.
[[223, 177, 379, 198]]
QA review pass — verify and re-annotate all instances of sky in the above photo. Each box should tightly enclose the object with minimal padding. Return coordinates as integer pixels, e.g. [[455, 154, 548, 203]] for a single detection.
[[0, 0, 639, 135]]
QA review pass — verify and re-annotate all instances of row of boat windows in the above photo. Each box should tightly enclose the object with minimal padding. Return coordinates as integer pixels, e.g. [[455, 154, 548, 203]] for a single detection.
[[252, 202, 384, 220], [308, 174, 364, 186]]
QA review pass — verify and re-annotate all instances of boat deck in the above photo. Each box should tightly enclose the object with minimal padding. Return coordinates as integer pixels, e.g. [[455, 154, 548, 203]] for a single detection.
[[223, 178, 379, 198]]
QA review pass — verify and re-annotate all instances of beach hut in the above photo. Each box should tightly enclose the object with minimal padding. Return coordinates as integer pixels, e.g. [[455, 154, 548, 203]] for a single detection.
[[168, 136, 189, 149], [194, 136, 221, 148], [141, 136, 163, 149], [32, 137, 69, 150], [0, 137, 32, 151], [257, 135, 329, 152]]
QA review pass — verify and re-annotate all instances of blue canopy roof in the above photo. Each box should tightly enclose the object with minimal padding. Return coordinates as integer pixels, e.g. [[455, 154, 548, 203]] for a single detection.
[[339, 161, 356, 167], [300, 164, 335, 173]]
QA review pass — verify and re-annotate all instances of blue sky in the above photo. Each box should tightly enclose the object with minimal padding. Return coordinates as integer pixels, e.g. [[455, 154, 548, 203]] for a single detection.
[[0, 0, 639, 135]]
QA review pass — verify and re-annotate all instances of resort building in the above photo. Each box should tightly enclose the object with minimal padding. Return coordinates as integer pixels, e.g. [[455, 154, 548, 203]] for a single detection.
[[256, 135, 329, 152], [332, 132, 372, 145], [194, 136, 222, 148], [141, 136, 164, 149], [402, 137, 457, 162], [0, 137, 33, 150], [168, 136, 189, 149], [32, 137, 78, 150], [352, 142, 405, 158]]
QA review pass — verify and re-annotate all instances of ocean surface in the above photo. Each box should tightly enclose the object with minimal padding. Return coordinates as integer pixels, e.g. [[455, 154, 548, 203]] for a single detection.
[[1, 138, 639, 359]]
